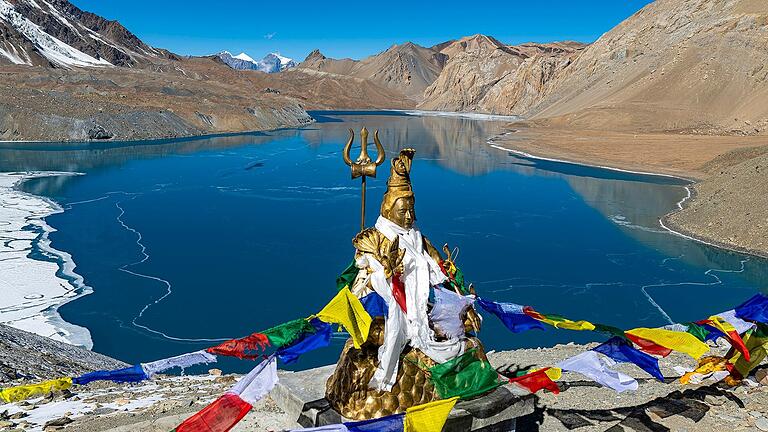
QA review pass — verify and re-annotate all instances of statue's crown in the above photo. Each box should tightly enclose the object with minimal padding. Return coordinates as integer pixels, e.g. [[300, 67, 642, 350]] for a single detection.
[[380, 149, 415, 216]]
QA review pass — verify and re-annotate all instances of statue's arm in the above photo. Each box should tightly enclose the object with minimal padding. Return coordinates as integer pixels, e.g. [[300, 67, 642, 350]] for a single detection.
[[422, 236, 444, 264]]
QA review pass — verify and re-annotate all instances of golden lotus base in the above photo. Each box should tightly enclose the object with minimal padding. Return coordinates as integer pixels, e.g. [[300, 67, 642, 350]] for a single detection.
[[324, 318, 488, 420], [272, 363, 534, 431]]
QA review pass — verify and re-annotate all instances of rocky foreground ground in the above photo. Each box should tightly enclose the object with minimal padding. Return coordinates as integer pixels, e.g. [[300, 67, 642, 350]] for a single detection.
[[2, 324, 768, 432]]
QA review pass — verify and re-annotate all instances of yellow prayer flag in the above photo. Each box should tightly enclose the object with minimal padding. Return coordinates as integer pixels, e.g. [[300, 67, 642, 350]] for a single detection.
[[680, 356, 729, 384], [528, 367, 562, 381], [525, 310, 595, 331], [707, 316, 737, 335], [551, 320, 595, 331], [626, 328, 709, 359], [317, 287, 371, 349], [730, 331, 768, 378], [404, 396, 459, 432], [545, 367, 562, 381], [0, 377, 72, 403]]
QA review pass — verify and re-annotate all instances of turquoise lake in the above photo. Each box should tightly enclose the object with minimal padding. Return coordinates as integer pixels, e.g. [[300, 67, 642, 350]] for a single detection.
[[2, 111, 766, 372]]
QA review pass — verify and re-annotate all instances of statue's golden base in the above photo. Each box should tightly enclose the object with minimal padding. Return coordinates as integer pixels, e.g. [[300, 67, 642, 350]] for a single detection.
[[272, 362, 534, 431], [324, 318, 488, 420]]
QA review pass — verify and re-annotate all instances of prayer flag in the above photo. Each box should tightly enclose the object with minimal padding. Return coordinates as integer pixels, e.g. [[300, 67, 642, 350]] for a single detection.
[[207, 318, 314, 359], [206, 333, 270, 360], [142, 350, 217, 377], [291, 426, 349, 432], [476, 298, 546, 333], [73, 364, 148, 386], [677, 356, 730, 385], [624, 332, 673, 357], [625, 328, 708, 359], [735, 294, 768, 324], [683, 322, 721, 342], [230, 356, 278, 405], [276, 319, 333, 364], [346, 414, 405, 432], [508, 368, 560, 394], [262, 318, 316, 347], [0, 377, 72, 403], [173, 392, 252, 432], [718, 309, 755, 334], [523, 307, 595, 331], [317, 287, 372, 349], [360, 291, 388, 318], [558, 351, 638, 393], [404, 397, 459, 432], [729, 325, 768, 379], [699, 316, 750, 361], [429, 349, 503, 399], [593, 323, 631, 340], [336, 260, 359, 292], [430, 287, 474, 339], [593, 337, 664, 381]]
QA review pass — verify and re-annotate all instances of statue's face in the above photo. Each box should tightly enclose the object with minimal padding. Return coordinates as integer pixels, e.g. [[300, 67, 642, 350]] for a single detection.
[[389, 196, 415, 229]]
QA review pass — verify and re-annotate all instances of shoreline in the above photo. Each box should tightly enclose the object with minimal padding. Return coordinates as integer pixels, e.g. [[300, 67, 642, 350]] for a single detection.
[[486, 133, 768, 261], [398, 109, 523, 121], [0, 172, 93, 348]]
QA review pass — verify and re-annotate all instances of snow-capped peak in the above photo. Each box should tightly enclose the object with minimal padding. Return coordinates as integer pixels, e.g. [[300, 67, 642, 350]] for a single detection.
[[270, 52, 293, 65], [233, 52, 256, 63], [215, 50, 296, 73]]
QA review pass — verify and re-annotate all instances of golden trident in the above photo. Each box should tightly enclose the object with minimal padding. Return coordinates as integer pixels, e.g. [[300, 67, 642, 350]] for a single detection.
[[343, 127, 386, 231]]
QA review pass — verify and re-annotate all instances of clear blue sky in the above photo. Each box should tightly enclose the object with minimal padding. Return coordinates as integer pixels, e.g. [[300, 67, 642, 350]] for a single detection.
[[74, 0, 654, 61]]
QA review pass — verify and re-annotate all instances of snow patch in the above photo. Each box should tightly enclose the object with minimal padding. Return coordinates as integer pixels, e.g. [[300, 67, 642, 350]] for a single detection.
[[0, 0, 111, 68], [0, 43, 29, 64]]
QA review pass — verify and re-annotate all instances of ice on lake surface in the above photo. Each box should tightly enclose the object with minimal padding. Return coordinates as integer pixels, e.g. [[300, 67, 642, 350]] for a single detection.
[[0, 111, 765, 371]]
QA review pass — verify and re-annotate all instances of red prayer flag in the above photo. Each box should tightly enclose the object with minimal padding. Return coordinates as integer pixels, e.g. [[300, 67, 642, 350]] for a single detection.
[[625, 333, 673, 357], [696, 319, 751, 362], [206, 333, 270, 359], [392, 272, 407, 313], [174, 393, 252, 432], [509, 368, 560, 394]]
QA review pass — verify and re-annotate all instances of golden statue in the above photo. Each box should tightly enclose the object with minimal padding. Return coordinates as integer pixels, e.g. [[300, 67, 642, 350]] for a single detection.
[[327, 134, 487, 420]]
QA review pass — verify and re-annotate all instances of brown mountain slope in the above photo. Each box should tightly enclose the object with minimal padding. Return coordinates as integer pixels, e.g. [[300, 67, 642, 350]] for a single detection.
[[296, 42, 446, 100], [526, 0, 768, 135], [418, 34, 583, 113]]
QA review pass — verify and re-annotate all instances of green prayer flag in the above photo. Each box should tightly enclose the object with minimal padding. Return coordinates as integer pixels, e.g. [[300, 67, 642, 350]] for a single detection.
[[336, 260, 359, 291], [684, 322, 711, 342], [593, 323, 629, 340], [262, 318, 315, 347], [429, 349, 502, 399]]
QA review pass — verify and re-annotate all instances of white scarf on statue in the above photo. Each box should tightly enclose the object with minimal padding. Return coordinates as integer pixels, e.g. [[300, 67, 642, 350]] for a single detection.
[[365, 216, 464, 391]]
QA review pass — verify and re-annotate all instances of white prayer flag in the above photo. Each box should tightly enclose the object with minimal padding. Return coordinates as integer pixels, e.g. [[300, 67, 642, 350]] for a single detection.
[[141, 350, 217, 377], [558, 351, 638, 393], [717, 309, 755, 334], [230, 355, 278, 405]]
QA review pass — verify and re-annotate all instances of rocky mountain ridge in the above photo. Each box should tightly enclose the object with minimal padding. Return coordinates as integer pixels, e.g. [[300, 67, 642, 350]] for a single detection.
[[0, 0, 169, 68]]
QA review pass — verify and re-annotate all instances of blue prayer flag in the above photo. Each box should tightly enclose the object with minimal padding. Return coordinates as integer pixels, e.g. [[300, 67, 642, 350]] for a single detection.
[[476, 298, 546, 333], [360, 292, 388, 318], [735, 294, 768, 324], [346, 413, 405, 432], [593, 337, 664, 381], [276, 319, 333, 364], [73, 364, 148, 385]]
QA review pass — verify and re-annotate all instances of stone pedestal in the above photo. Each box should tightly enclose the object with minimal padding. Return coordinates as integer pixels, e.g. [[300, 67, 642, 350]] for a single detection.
[[272, 365, 534, 432]]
